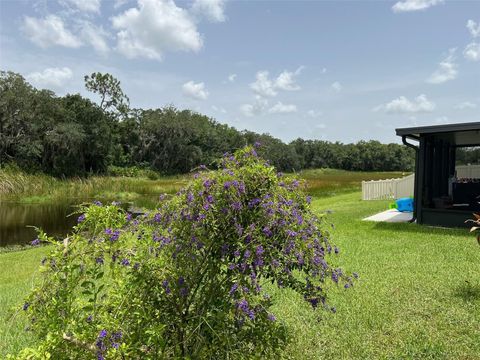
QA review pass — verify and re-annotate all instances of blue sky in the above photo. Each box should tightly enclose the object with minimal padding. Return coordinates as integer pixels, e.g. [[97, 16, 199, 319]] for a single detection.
[[0, 0, 479, 143]]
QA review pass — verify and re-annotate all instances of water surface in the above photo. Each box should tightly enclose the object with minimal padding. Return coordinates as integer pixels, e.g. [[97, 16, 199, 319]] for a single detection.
[[0, 196, 159, 247]]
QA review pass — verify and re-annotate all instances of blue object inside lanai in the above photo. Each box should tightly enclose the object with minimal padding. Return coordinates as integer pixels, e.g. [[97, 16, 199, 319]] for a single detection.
[[395, 197, 414, 212]]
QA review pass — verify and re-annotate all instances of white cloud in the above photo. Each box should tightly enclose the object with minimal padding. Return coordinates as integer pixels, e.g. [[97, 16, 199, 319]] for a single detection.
[[392, 0, 443, 13], [374, 94, 436, 114], [427, 48, 457, 84], [275, 66, 303, 91], [464, 42, 480, 61], [250, 71, 277, 97], [268, 101, 297, 114], [191, 0, 226, 22], [80, 22, 109, 55], [455, 101, 477, 110], [61, 0, 101, 13], [26, 67, 73, 88], [182, 80, 209, 100], [331, 81, 342, 92], [250, 68, 303, 98], [240, 96, 268, 117], [22, 15, 82, 48], [307, 110, 323, 118], [211, 105, 227, 113], [321, 67, 327, 74], [112, 0, 203, 60], [467, 20, 480, 38], [228, 73, 237, 82], [114, 0, 130, 9]]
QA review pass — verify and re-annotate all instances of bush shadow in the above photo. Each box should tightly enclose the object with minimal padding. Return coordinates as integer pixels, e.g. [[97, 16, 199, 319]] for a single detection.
[[370, 220, 468, 236], [453, 282, 480, 302]]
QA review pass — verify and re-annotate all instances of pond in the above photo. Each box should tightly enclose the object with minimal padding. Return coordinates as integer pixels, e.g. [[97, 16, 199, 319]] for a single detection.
[[0, 196, 160, 247]]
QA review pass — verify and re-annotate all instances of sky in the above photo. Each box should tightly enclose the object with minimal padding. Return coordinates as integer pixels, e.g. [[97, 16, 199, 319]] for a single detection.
[[0, 0, 479, 144]]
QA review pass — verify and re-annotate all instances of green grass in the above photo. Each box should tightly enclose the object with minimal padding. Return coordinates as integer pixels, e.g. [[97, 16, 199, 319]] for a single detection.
[[298, 168, 408, 197], [271, 193, 480, 359], [0, 167, 189, 205], [1, 189, 479, 358], [0, 246, 50, 356]]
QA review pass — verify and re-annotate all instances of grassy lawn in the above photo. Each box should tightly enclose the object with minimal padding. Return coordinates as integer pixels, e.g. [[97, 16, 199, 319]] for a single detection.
[[1, 192, 479, 358], [0, 246, 50, 356]]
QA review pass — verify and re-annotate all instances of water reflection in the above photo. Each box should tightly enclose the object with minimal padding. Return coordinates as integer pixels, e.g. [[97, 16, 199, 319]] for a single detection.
[[0, 202, 78, 246], [0, 196, 160, 247]]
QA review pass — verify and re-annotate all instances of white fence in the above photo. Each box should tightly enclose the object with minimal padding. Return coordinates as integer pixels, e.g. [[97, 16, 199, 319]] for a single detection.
[[456, 164, 480, 178], [362, 174, 414, 200]]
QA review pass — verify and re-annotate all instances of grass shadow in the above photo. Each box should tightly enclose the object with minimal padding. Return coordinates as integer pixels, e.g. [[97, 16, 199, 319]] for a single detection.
[[453, 282, 480, 302], [369, 220, 468, 236]]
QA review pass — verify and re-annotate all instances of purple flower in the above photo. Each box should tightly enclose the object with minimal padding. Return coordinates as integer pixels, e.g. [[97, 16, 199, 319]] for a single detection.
[[262, 227, 272, 237], [308, 297, 319, 308], [180, 287, 189, 297], [87, 315, 93, 323], [244, 250, 251, 259], [331, 271, 339, 283], [22, 302, 30, 311], [230, 283, 238, 295], [231, 202, 242, 211], [203, 179, 213, 189], [254, 141, 261, 148], [334, 246, 339, 254], [206, 195, 214, 203], [306, 196, 312, 204], [121, 258, 130, 266], [95, 257, 104, 265], [31, 238, 40, 246], [256, 245, 264, 256], [112, 331, 122, 341], [77, 214, 86, 223], [162, 280, 171, 294], [223, 181, 232, 190], [99, 329, 107, 338], [126, 213, 132, 221], [286, 229, 297, 237], [154, 213, 162, 222], [94, 200, 102, 206], [187, 192, 194, 203], [248, 198, 261, 209], [344, 283, 351, 289], [267, 313, 276, 322]]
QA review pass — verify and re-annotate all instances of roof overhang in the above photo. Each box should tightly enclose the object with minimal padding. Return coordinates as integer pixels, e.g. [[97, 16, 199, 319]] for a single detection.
[[396, 122, 480, 146]]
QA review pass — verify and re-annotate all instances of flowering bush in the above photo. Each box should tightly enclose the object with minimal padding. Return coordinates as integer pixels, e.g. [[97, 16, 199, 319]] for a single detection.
[[17, 146, 355, 359]]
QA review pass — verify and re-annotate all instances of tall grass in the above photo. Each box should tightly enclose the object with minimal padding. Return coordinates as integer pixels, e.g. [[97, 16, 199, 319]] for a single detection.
[[1, 167, 410, 204], [0, 167, 189, 204], [298, 168, 408, 197]]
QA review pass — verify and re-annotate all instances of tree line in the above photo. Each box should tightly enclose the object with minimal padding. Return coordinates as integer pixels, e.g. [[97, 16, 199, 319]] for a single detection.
[[0, 70, 415, 177]]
